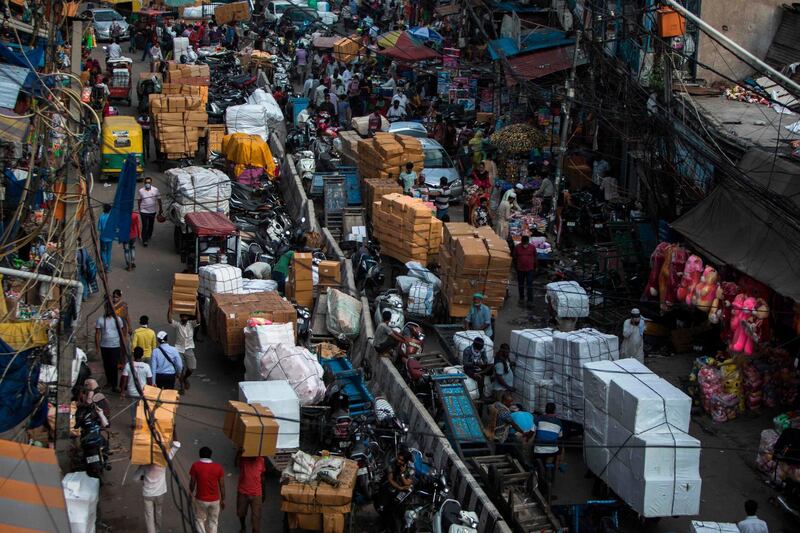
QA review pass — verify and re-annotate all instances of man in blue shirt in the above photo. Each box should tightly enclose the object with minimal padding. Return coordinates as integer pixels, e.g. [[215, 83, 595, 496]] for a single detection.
[[464, 293, 493, 339], [533, 402, 563, 483], [151, 331, 183, 391]]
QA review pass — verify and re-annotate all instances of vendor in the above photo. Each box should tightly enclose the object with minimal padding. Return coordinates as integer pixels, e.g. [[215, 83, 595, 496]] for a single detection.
[[494, 190, 517, 239], [534, 173, 555, 215], [462, 337, 491, 399], [621, 308, 645, 363], [243, 262, 271, 280]]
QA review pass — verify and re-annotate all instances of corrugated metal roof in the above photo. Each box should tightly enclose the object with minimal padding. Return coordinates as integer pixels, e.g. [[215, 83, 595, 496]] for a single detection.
[[0, 63, 30, 109], [765, 6, 800, 69], [503, 45, 588, 85]]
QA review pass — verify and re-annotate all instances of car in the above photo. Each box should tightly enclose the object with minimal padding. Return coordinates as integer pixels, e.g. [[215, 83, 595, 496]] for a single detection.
[[419, 138, 463, 200], [265, 1, 338, 27], [388, 121, 428, 138], [80, 8, 130, 41]]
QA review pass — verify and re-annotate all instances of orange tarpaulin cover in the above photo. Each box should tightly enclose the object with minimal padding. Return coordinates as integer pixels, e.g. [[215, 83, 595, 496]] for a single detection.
[[221, 133, 276, 177]]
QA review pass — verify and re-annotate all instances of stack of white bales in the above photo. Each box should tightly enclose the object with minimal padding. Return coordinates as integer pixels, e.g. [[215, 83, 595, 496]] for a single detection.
[[510, 329, 555, 411], [583, 359, 701, 517]]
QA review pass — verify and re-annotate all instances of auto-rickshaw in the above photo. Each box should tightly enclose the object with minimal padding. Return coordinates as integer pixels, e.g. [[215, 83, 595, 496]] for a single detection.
[[101, 116, 144, 179]]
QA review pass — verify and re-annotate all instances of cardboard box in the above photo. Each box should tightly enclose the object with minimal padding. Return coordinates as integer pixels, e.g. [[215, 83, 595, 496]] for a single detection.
[[317, 260, 341, 284], [223, 401, 279, 457], [211, 292, 297, 357], [214, 1, 251, 24], [131, 386, 179, 466]]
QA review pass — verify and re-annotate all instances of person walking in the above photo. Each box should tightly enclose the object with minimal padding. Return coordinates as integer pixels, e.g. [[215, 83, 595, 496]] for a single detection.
[[98, 204, 113, 271], [189, 447, 225, 533], [235, 451, 267, 533], [532, 402, 563, 484], [621, 308, 645, 363], [95, 303, 126, 391], [136, 441, 181, 533], [112, 288, 132, 332], [132, 315, 158, 362], [138, 177, 162, 246], [737, 500, 769, 533], [150, 331, 183, 390], [168, 301, 198, 391], [464, 293, 493, 339], [124, 210, 141, 271], [429, 177, 451, 220], [137, 112, 151, 161], [513, 235, 537, 305], [120, 347, 153, 427]]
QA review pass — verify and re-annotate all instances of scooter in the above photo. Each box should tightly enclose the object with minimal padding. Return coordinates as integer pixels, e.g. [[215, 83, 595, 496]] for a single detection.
[[294, 150, 316, 187], [295, 305, 311, 341], [401, 468, 479, 533], [353, 242, 384, 298], [74, 403, 111, 478], [374, 290, 405, 331]]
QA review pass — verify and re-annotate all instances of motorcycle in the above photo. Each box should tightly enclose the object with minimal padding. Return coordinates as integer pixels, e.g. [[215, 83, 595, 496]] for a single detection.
[[353, 242, 384, 298], [400, 466, 478, 533], [295, 305, 311, 341], [349, 416, 380, 503], [374, 290, 405, 331], [74, 403, 111, 478], [294, 150, 316, 187]]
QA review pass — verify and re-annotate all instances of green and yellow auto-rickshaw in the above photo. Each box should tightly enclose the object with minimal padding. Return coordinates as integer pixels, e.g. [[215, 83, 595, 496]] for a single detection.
[[101, 116, 144, 179]]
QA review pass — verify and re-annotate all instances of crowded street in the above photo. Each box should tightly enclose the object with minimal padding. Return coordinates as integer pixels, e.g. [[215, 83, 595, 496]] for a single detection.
[[0, 2, 799, 533]]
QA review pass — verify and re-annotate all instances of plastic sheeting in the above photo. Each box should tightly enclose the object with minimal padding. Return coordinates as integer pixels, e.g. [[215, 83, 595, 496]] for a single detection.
[[0, 336, 41, 432], [244, 322, 295, 381], [407, 281, 434, 316], [246, 89, 285, 125], [63, 472, 100, 533], [258, 344, 325, 406], [546, 280, 589, 318], [166, 166, 231, 226], [226, 104, 270, 141], [198, 264, 243, 297], [326, 289, 362, 339]]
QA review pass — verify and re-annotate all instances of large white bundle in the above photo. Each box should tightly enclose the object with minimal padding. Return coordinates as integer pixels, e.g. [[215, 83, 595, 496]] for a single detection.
[[405, 261, 441, 291], [407, 281, 435, 317], [690, 522, 739, 533], [454, 330, 494, 364], [552, 329, 619, 368], [351, 114, 389, 136], [607, 458, 701, 517], [166, 166, 231, 225], [173, 37, 189, 62], [243, 323, 295, 380], [63, 471, 100, 533], [608, 375, 692, 433], [514, 377, 554, 413], [444, 366, 480, 400], [625, 429, 701, 481], [239, 380, 300, 449], [240, 279, 278, 293], [259, 344, 325, 406], [226, 104, 270, 141], [584, 398, 609, 441], [198, 264, 243, 297], [247, 89, 285, 125], [583, 431, 610, 482], [183, 4, 218, 18], [509, 328, 554, 378], [546, 280, 589, 318], [583, 359, 654, 412]]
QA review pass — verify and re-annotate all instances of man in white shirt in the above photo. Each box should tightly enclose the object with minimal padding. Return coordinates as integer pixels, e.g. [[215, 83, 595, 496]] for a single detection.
[[737, 500, 769, 533], [168, 303, 198, 390], [120, 347, 153, 426], [391, 88, 408, 114], [313, 82, 327, 107], [341, 66, 352, 87], [107, 38, 122, 60], [302, 74, 318, 100], [137, 176, 162, 246], [137, 441, 180, 533]]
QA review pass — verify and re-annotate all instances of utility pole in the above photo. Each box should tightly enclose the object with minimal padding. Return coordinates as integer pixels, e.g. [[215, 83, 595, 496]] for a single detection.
[[55, 20, 85, 472]]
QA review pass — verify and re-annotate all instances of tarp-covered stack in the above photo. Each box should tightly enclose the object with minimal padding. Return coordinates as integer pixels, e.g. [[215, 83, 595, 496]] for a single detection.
[[209, 292, 297, 357], [358, 133, 423, 181], [371, 193, 442, 265], [165, 166, 231, 227], [131, 386, 178, 466], [223, 400, 279, 457], [255, 344, 325, 406], [583, 359, 700, 517], [438, 223, 511, 317], [149, 94, 208, 158], [546, 281, 590, 318], [171, 273, 198, 317], [198, 264, 242, 297], [363, 178, 402, 218]]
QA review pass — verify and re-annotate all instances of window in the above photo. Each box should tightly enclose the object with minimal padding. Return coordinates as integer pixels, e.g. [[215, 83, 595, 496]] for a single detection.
[[423, 148, 451, 169], [94, 11, 123, 22]]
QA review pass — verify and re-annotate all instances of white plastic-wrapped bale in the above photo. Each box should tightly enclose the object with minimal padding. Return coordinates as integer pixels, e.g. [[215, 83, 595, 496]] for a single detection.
[[165, 166, 231, 226], [407, 281, 435, 317], [62, 471, 100, 533], [246, 89, 285, 124], [583, 431, 611, 482], [509, 328, 554, 379], [226, 104, 270, 141], [514, 377, 554, 413], [690, 522, 739, 533], [546, 280, 590, 318], [326, 288, 362, 338], [453, 330, 494, 364], [608, 375, 692, 433], [243, 323, 295, 381], [240, 279, 278, 293], [258, 344, 325, 406], [198, 264, 243, 297], [239, 380, 300, 449]]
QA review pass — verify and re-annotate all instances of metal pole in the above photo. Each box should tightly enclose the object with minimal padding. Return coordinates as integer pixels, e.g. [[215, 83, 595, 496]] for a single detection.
[[661, 0, 800, 98], [55, 21, 86, 471]]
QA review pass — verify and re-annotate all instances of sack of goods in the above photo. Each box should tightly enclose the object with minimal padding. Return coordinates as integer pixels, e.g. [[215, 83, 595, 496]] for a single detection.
[[165, 166, 231, 226], [199, 264, 243, 297], [689, 522, 739, 533], [582, 359, 700, 517], [351, 114, 389, 137], [246, 89, 284, 128], [326, 288, 363, 339], [439, 223, 511, 317], [372, 193, 442, 265], [546, 280, 589, 318], [454, 330, 494, 364], [244, 322, 295, 381], [239, 380, 300, 449], [62, 472, 100, 533], [226, 104, 270, 141], [358, 133, 423, 181], [257, 344, 325, 406], [407, 281, 435, 317]]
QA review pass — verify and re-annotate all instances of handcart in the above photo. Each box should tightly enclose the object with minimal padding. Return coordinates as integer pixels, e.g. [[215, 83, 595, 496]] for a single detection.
[[106, 57, 133, 106], [319, 356, 374, 418], [182, 212, 240, 273]]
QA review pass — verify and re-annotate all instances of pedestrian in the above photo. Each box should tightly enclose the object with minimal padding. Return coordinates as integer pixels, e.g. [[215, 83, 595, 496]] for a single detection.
[[534, 173, 555, 215], [112, 288, 132, 332], [235, 451, 267, 533], [399, 162, 416, 194], [337, 94, 351, 129], [737, 500, 768, 532], [532, 402, 563, 484], [132, 315, 158, 362], [495, 190, 516, 239], [124, 210, 141, 271], [621, 308, 645, 363], [513, 235, 537, 305], [492, 343, 515, 398], [149, 42, 163, 72], [136, 440, 180, 533], [95, 303, 126, 391], [138, 176, 162, 246], [367, 106, 383, 135], [137, 112, 151, 161], [98, 204, 113, 271], [429, 177, 450, 220], [464, 293, 493, 339], [319, 92, 336, 117], [120, 347, 153, 427], [462, 336, 490, 399], [150, 331, 183, 391], [271, 250, 294, 294], [470, 196, 491, 228], [168, 302, 198, 391], [189, 447, 225, 533]]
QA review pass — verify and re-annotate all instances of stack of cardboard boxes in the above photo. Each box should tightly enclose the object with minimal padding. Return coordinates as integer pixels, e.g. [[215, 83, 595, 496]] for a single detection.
[[362, 178, 403, 218], [165, 63, 211, 85], [439, 223, 511, 317], [171, 273, 198, 317], [214, 1, 251, 24], [223, 400, 278, 457], [207, 124, 227, 154], [149, 94, 208, 159], [209, 292, 297, 357], [357, 133, 423, 181], [131, 386, 178, 466], [371, 193, 442, 265], [287, 252, 313, 308], [337, 130, 360, 160]]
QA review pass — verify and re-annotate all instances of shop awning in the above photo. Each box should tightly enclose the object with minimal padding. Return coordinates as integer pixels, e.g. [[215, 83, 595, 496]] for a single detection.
[[0, 109, 30, 143], [502, 44, 588, 85], [672, 149, 800, 301], [378, 32, 439, 62], [185, 211, 238, 237], [489, 29, 575, 60], [0, 440, 71, 532]]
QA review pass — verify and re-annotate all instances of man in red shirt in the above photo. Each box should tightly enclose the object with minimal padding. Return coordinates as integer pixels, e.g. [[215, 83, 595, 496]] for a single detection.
[[513, 235, 538, 304], [235, 451, 267, 533], [189, 447, 225, 533]]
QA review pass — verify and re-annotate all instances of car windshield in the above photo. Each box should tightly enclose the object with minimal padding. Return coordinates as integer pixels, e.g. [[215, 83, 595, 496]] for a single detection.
[[94, 11, 123, 22], [275, 3, 289, 13], [423, 148, 452, 169]]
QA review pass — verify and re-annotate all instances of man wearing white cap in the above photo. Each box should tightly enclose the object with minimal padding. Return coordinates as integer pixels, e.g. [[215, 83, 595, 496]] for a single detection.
[[150, 331, 183, 390], [621, 308, 645, 363]]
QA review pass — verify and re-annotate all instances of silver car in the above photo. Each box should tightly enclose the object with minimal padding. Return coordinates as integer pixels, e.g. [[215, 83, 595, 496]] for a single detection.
[[388, 123, 463, 200], [81, 8, 129, 41]]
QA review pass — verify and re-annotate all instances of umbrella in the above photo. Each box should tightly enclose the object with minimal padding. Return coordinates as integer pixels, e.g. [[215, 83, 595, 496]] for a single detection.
[[488, 124, 547, 154], [379, 32, 440, 62], [407, 27, 444, 44], [377, 30, 407, 48]]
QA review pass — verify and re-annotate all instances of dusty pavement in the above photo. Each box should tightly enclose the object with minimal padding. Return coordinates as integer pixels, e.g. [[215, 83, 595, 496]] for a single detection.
[[74, 45, 796, 533]]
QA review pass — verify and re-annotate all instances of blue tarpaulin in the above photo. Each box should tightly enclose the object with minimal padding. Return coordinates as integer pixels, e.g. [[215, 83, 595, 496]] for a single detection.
[[101, 155, 138, 243], [0, 337, 41, 433], [489, 30, 575, 60], [0, 41, 45, 69]]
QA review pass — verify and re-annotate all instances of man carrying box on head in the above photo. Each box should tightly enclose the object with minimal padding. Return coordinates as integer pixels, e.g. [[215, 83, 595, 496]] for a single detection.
[[235, 449, 267, 533]]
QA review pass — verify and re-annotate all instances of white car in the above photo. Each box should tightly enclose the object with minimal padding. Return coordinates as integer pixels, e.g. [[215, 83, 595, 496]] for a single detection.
[[265, 1, 338, 26]]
